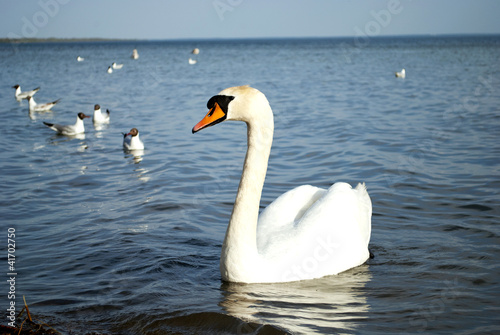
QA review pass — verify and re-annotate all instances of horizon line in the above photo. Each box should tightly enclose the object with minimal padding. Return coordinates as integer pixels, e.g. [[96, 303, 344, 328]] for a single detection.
[[2, 32, 500, 44]]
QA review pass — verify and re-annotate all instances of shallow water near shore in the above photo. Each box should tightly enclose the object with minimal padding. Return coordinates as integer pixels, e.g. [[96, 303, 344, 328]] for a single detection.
[[1, 35, 500, 334]]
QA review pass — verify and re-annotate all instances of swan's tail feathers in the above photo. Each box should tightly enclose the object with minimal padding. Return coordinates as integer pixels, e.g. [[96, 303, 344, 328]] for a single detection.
[[355, 182, 372, 246]]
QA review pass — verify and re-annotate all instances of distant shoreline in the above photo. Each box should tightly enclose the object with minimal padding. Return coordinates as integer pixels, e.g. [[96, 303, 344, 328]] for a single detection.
[[0, 37, 137, 44], [1, 34, 499, 44]]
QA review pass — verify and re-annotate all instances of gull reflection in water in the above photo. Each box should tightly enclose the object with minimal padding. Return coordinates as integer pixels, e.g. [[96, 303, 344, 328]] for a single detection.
[[220, 266, 371, 334], [47, 133, 88, 152], [93, 122, 109, 137], [124, 149, 144, 164]]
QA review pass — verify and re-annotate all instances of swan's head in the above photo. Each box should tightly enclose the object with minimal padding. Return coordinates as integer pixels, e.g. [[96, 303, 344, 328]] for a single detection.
[[192, 85, 272, 133]]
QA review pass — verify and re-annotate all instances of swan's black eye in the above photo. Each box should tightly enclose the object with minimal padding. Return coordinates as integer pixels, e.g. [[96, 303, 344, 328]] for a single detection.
[[207, 95, 235, 114]]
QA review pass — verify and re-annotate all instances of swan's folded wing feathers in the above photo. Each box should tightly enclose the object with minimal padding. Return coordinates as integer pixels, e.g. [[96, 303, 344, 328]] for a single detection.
[[257, 185, 325, 252]]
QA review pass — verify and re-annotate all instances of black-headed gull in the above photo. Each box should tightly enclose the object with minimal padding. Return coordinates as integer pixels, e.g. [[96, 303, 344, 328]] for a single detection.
[[131, 49, 139, 60], [395, 68, 406, 78], [112, 62, 123, 69], [107, 66, 113, 74], [93, 104, 110, 124], [43, 112, 90, 135], [13, 85, 40, 100], [123, 128, 144, 150], [191, 48, 200, 54], [188, 58, 197, 65], [27, 96, 60, 112], [77, 56, 84, 62]]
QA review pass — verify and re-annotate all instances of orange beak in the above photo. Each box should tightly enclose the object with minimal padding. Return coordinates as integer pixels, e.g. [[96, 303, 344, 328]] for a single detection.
[[192, 102, 226, 133]]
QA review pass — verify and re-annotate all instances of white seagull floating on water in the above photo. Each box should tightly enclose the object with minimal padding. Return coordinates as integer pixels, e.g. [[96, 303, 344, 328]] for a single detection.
[[27, 96, 60, 112], [93, 104, 110, 124], [112, 62, 123, 69], [77, 56, 85, 62], [13, 85, 40, 100], [188, 58, 197, 65], [43, 112, 90, 135], [395, 68, 406, 78], [131, 49, 139, 60], [107, 66, 113, 74], [123, 128, 144, 150]]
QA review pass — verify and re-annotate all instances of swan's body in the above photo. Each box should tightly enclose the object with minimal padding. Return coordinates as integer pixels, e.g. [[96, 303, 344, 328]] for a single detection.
[[27, 96, 60, 112], [112, 62, 123, 69], [13, 85, 40, 100], [192, 86, 372, 283], [123, 128, 144, 150], [395, 68, 406, 78], [43, 113, 90, 135], [93, 104, 110, 124]]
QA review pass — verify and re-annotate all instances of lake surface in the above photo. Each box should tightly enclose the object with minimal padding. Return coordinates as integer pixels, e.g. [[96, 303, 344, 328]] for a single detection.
[[1, 35, 499, 334]]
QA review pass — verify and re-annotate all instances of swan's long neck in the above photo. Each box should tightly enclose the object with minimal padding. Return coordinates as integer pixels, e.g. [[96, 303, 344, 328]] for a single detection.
[[221, 115, 274, 282]]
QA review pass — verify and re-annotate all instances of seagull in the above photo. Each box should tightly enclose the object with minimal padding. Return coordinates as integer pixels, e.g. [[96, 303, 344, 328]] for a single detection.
[[13, 85, 40, 100], [43, 113, 90, 135], [191, 48, 200, 55], [188, 58, 197, 65], [77, 56, 84, 62], [27, 96, 60, 112], [93, 104, 110, 124], [395, 68, 406, 78], [112, 62, 123, 69], [123, 128, 144, 150], [107, 66, 113, 74], [131, 49, 139, 59]]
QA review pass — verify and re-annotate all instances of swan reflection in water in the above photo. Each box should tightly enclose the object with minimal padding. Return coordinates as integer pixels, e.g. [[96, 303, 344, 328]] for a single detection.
[[220, 265, 371, 334], [220, 266, 371, 334]]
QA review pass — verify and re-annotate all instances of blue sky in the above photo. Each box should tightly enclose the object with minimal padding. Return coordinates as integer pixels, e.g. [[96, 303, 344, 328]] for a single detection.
[[2, 0, 500, 40]]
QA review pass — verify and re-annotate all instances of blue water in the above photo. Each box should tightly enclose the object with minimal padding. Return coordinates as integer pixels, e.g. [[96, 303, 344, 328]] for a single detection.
[[1, 35, 499, 334]]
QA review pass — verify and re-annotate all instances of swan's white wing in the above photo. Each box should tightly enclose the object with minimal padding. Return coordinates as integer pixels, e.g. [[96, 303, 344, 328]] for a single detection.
[[257, 182, 372, 281], [257, 185, 326, 250]]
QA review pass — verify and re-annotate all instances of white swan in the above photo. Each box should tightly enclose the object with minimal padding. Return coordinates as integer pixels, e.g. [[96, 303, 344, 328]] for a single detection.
[[192, 86, 372, 283], [395, 68, 406, 78]]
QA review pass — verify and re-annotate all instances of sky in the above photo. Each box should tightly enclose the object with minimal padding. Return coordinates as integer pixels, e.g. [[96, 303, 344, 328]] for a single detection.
[[2, 0, 500, 40]]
